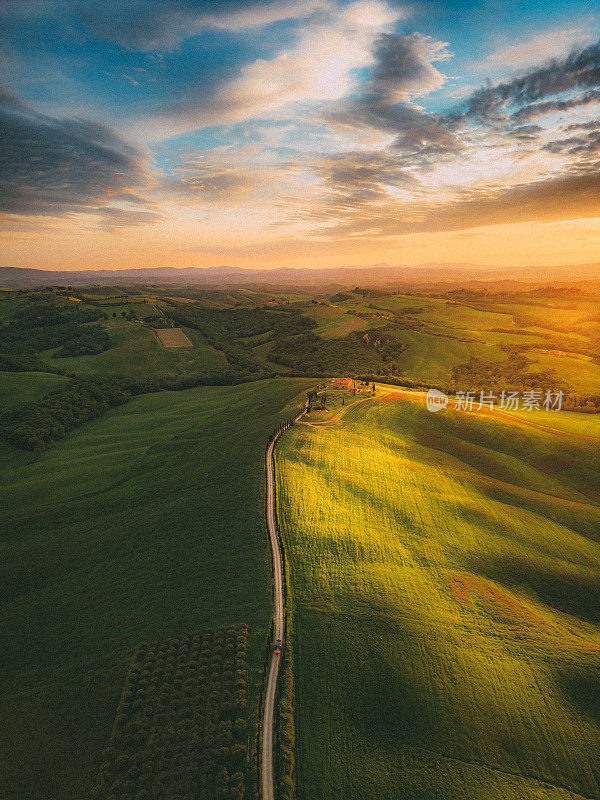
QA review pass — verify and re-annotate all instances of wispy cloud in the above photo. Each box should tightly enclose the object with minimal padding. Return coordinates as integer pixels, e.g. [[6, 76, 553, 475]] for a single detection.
[[291, 165, 600, 238], [477, 23, 595, 74]]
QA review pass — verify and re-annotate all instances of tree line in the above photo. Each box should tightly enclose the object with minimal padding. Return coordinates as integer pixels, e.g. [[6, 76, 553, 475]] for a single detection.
[[0, 370, 255, 453]]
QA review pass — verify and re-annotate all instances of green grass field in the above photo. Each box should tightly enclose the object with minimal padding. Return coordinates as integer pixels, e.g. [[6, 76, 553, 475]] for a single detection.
[[276, 394, 600, 800], [42, 323, 227, 377], [485, 302, 599, 334], [304, 303, 378, 338], [332, 292, 599, 392], [426, 325, 545, 345], [386, 329, 505, 384], [0, 371, 69, 413], [345, 294, 515, 331], [0, 377, 311, 800], [527, 351, 600, 394], [499, 407, 600, 438]]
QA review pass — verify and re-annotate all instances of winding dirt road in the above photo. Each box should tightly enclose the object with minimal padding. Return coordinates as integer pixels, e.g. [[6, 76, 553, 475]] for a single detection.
[[261, 426, 287, 800]]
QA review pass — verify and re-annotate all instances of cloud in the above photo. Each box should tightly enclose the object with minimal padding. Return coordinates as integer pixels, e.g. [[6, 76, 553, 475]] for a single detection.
[[299, 38, 600, 239], [286, 149, 422, 233], [144, 0, 403, 137], [506, 124, 543, 141], [77, 0, 333, 51], [319, 149, 417, 188], [566, 118, 600, 131], [478, 25, 594, 74], [458, 39, 600, 121], [543, 130, 600, 157], [92, 206, 164, 229], [369, 32, 451, 99], [299, 165, 600, 239], [0, 84, 159, 226], [512, 89, 600, 122], [412, 168, 600, 233], [323, 31, 459, 163], [158, 164, 273, 205], [0, 0, 336, 51]]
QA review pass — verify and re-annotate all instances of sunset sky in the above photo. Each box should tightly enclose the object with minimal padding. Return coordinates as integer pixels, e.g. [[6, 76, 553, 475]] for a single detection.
[[1, 0, 599, 270]]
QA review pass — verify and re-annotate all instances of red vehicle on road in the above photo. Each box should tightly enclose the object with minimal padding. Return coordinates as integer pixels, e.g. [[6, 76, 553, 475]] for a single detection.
[[274, 640, 282, 654]]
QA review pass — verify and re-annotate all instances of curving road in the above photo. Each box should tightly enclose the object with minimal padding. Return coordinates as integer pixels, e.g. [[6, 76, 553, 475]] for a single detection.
[[261, 426, 287, 800], [261, 407, 306, 800]]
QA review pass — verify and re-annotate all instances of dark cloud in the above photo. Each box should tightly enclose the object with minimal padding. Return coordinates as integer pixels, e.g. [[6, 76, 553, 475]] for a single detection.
[[0, 84, 158, 225], [324, 32, 461, 164], [566, 118, 600, 131], [512, 90, 600, 122], [543, 130, 600, 157], [73, 0, 326, 51], [458, 40, 600, 121], [505, 124, 543, 142], [369, 33, 450, 98]]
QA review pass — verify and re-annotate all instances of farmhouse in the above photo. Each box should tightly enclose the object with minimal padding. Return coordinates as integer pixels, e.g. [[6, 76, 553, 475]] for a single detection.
[[331, 377, 354, 389]]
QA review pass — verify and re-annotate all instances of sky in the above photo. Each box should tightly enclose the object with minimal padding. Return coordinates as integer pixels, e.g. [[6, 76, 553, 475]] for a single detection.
[[1, 0, 599, 271]]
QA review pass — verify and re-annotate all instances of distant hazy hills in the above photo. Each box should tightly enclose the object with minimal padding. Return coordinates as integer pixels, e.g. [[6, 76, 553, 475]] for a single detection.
[[1, 263, 599, 290]]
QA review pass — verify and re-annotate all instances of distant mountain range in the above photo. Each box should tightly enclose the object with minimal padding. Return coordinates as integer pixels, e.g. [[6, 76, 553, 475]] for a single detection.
[[1, 263, 599, 290]]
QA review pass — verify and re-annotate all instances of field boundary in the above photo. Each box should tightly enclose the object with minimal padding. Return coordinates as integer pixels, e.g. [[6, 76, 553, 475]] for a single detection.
[[153, 327, 193, 348]]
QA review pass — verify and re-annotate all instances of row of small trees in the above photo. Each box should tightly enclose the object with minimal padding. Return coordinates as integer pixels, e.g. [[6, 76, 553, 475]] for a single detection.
[[276, 612, 295, 800], [92, 627, 250, 800]]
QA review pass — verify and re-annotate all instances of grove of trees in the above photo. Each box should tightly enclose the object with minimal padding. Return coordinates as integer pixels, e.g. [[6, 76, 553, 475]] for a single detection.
[[0, 293, 112, 357], [91, 626, 250, 800]]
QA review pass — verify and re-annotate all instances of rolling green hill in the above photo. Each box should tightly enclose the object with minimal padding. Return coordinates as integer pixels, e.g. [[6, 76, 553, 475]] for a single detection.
[[500, 406, 600, 438], [41, 323, 228, 378], [527, 351, 600, 395], [0, 371, 69, 413], [384, 329, 505, 384], [330, 291, 599, 394], [276, 392, 600, 800], [303, 303, 379, 338], [0, 378, 311, 800]]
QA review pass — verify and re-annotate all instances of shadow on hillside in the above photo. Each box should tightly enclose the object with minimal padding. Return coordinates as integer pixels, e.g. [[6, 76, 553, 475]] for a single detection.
[[468, 555, 600, 624], [557, 670, 600, 724]]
